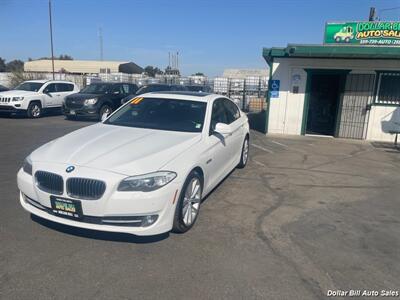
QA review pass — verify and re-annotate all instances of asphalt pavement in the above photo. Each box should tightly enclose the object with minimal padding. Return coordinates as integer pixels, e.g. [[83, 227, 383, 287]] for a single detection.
[[1, 114, 399, 299]]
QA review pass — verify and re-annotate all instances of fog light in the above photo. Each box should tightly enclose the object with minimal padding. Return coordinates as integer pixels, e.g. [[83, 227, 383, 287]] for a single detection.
[[142, 215, 158, 227], [15, 104, 21, 107]]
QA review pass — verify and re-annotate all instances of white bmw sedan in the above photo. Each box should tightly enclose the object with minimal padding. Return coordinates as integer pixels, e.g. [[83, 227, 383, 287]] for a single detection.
[[17, 92, 250, 236]]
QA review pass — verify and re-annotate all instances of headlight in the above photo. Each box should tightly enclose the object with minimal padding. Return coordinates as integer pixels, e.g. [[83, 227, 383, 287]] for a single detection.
[[22, 156, 32, 175], [118, 171, 177, 192], [12, 96, 24, 101], [84, 98, 98, 105]]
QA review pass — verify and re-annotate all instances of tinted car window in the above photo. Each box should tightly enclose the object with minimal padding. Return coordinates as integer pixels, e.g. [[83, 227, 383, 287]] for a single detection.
[[80, 84, 111, 94], [56, 83, 74, 92], [44, 83, 57, 93], [210, 99, 228, 133], [223, 99, 240, 124]]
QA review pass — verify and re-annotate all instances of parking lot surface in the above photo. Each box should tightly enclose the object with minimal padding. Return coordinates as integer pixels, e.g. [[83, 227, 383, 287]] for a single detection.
[[1, 115, 399, 299]]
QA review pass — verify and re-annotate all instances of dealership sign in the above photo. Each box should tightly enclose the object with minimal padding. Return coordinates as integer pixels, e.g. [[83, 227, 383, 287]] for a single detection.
[[324, 22, 400, 46]]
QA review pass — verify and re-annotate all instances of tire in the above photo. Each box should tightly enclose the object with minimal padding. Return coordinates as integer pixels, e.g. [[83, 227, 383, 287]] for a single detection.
[[335, 37, 341, 43], [345, 37, 350, 43], [172, 170, 203, 234], [237, 136, 249, 169], [27, 102, 42, 118], [99, 104, 112, 120]]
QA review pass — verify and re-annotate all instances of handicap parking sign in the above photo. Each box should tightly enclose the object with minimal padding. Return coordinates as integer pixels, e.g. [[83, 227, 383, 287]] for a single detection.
[[269, 80, 280, 98]]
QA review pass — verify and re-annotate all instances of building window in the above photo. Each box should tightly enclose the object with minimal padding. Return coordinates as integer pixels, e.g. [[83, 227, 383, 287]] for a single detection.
[[376, 72, 400, 105]]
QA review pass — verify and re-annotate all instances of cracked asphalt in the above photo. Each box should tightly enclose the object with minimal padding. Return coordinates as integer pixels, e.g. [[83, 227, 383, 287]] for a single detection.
[[1, 115, 399, 299]]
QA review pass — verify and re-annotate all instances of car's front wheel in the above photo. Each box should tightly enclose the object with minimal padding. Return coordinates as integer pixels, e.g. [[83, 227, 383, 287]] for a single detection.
[[99, 104, 112, 120], [27, 102, 42, 118], [172, 170, 203, 233]]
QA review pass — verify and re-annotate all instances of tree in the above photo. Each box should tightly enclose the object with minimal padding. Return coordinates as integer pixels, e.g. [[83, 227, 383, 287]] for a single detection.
[[5, 60, 24, 72], [144, 66, 163, 77], [0, 57, 6, 72], [58, 54, 73, 60], [37, 54, 73, 60], [193, 72, 205, 76]]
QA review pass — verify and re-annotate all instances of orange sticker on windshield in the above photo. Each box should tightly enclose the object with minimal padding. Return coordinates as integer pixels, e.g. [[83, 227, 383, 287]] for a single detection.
[[130, 97, 143, 104]]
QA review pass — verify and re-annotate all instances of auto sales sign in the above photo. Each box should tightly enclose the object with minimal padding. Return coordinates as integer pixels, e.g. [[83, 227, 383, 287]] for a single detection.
[[324, 21, 400, 46]]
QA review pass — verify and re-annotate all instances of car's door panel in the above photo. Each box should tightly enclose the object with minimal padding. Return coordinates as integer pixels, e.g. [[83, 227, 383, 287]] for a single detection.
[[203, 99, 233, 192]]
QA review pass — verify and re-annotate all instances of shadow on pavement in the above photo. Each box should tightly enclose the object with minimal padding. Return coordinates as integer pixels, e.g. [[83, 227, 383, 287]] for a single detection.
[[31, 214, 169, 244]]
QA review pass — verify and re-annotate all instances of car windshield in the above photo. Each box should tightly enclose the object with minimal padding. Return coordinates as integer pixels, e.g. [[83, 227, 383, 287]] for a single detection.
[[80, 84, 111, 94], [105, 97, 207, 133], [15, 82, 44, 92]]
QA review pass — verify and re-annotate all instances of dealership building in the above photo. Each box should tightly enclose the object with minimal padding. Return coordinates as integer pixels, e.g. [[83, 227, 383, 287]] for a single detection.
[[263, 21, 400, 142]]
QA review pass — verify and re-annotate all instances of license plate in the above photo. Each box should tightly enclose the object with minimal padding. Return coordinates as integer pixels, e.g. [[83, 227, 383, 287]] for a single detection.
[[70, 110, 76, 115], [50, 196, 83, 219]]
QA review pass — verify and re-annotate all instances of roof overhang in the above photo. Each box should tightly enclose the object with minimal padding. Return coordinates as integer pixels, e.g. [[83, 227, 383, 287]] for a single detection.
[[262, 44, 400, 66]]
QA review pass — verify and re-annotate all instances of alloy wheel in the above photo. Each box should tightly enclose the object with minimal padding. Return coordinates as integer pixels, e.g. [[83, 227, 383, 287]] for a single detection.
[[242, 139, 249, 164], [182, 177, 201, 226], [31, 105, 41, 117]]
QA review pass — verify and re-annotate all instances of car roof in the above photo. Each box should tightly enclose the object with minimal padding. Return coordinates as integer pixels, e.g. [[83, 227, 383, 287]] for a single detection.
[[90, 82, 132, 85], [139, 91, 221, 103], [24, 80, 74, 84]]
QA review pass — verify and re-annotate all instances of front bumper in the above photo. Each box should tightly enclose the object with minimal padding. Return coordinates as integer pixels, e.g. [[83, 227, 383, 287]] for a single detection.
[[0, 104, 25, 114], [17, 166, 180, 236], [62, 104, 99, 118]]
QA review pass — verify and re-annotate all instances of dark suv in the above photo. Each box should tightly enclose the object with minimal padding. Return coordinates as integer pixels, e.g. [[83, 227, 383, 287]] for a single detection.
[[63, 82, 138, 119]]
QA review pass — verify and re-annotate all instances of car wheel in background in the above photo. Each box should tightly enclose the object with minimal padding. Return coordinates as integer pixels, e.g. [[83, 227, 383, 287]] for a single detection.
[[99, 104, 112, 120], [172, 170, 203, 233], [237, 136, 249, 169], [27, 102, 42, 118]]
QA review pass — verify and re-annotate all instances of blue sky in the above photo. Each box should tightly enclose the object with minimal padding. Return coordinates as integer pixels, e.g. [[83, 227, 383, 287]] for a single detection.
[[1, 0, 399, 76]]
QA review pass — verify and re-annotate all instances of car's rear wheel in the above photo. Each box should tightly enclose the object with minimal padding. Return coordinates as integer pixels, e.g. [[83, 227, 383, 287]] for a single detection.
[[237, 136, 249, 168], [172, 170, 202, 233], [27, 102, 42, 118]]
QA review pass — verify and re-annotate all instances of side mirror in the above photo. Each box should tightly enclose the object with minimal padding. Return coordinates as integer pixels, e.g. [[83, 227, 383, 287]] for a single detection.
[[101, 113, 109, 122], [214, 123, 232, 135]]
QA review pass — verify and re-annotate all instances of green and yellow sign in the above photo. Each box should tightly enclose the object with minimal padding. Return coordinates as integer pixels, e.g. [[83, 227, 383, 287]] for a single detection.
[[324, 22, 400, 46]]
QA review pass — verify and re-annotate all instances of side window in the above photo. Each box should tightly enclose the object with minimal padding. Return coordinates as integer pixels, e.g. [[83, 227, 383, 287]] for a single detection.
[[210, 99, 228, 134], [56, 83, 74, 92], [112, 84, 123, 94], [121, 84, 130, 94], [223, 99, 240, 124], [43, 83, 57, 93]]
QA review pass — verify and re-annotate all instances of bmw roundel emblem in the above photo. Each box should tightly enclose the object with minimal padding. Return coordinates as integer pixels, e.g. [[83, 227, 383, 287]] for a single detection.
[[66, 166, 75, 173]]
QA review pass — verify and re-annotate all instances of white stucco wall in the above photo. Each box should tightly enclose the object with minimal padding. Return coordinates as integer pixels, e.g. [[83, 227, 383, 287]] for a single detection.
[[268, 57, 400, 141], [367, 106, 400, 142]]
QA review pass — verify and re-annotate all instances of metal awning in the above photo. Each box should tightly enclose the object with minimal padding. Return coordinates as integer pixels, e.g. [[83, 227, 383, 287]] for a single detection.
[[263, 44, 400, 65]]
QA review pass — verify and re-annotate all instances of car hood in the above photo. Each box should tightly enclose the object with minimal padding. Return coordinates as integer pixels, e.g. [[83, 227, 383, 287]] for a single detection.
[[0, 90, 38, 97], [30, 123, 202, 175]]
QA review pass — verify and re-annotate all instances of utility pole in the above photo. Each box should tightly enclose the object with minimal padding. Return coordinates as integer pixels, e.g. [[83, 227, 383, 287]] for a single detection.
[[48, 0, 55, 80], [99, 27, 103, 61], [369, 7, 376, 21]]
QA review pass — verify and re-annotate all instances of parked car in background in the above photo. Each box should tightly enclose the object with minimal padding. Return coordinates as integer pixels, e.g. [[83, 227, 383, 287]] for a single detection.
[[18, 92, 250, 236], [0, 80, 78, 118], [0, 84, 9, 92], [186, 85, 212, 93], [121, 84, 188, 104], [63, 82, 138, 120]]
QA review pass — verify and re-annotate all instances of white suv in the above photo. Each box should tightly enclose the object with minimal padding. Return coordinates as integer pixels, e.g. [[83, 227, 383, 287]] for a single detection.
[[0, 80, 79, 118]]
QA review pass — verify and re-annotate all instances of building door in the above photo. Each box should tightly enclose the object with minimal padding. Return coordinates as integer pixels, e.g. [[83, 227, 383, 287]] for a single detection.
[[306, 74, 342, 136], [337, 74, 375, 139]]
